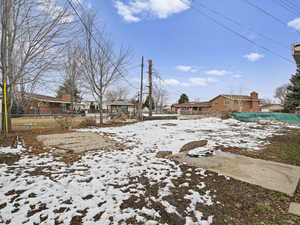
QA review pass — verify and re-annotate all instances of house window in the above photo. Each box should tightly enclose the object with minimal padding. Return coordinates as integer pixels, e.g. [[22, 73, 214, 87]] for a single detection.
[[224, 100, 230, 105]]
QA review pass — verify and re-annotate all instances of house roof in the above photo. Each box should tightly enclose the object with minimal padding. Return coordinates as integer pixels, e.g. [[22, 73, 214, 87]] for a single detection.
[[261, 104, 283, 108], [26, 93, 71, 104], [107, 100, 135, 106], [171, 102, 211, 108], [210, 94, 260, 102]]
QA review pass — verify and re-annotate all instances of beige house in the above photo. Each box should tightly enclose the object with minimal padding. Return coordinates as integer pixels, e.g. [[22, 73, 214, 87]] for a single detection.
[[261, 104, 284, 112]]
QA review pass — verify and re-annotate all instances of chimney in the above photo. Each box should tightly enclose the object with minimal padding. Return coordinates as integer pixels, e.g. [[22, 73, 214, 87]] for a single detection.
[[250, 91, 258, 99], [60, 94, 71, 101]]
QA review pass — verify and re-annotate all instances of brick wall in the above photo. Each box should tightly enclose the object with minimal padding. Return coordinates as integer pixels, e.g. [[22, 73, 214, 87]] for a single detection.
[[210, 96, 260, 112], [24, 100, 70, 114]]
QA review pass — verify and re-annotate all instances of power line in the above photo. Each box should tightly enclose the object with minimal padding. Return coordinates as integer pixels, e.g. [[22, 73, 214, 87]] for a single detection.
[[152, 72, 191, 98], [179, 0, 293, 64], [241, 0, 300, 35], [276, 0, 300, 15], [195, 1, 290, 49], [66, 0, 139, 90], [284, 0, 300, 10]]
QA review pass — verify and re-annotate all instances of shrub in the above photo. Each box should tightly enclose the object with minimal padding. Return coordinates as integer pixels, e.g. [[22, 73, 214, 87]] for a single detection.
[[55, 116, 73, 129], [79, 118, 96, 127]]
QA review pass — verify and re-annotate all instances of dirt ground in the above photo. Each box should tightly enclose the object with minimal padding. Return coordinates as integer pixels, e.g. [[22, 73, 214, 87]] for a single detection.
[[11, 116, 137, 131], [37, 132, 129, 154], [0, 121, 136, 163], [1, 121, 300, 224]]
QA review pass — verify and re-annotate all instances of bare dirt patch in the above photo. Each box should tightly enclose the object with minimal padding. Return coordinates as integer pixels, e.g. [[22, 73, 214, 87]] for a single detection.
[[37, 132, 124, 154], [0, 154, 20, 165]]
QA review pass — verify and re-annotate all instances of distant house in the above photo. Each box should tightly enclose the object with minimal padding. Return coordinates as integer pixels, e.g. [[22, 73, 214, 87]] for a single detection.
[[171, 102, 211, 114], [107, 100, 136, 113], [261, 104, 284, 112], [82, 100, 101, 113], [171, 92, 261, 114], [23, 94, 73, 114]]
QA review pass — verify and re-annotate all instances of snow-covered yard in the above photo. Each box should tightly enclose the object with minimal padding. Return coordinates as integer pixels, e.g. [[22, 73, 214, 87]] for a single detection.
[[0, 118, 293, 225]]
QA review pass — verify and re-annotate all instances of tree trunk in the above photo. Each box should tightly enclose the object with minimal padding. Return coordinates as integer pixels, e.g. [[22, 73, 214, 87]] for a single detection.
[[99, 93, 103, 126]]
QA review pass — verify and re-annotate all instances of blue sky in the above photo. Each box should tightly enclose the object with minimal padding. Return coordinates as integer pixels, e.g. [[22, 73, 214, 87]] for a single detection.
[[79, 0, 300, 103]]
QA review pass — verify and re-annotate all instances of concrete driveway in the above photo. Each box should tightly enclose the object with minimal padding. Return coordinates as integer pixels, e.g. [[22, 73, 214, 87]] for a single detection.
[[172, 151, 300, 197]]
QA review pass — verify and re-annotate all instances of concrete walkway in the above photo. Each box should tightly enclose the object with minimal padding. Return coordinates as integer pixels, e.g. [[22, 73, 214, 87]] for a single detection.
[[171, 151, 300, 196], [289, 202, 300, 216]]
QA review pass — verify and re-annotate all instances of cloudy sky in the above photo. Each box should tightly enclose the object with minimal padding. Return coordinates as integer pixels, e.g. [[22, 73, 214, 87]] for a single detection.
[[78, 0, 300, 103]]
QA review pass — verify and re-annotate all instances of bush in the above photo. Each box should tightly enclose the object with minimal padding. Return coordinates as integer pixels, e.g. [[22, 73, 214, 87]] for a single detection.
[[55, 116, 73, 129], [79, 118, 96, 127]]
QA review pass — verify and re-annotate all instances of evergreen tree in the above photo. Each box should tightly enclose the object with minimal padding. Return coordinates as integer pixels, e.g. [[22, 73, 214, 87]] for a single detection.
[[284, 65, 300, 111], [178, 93, 189, 104], [143, 95, 155, 110], [56, 79, 81, 102]]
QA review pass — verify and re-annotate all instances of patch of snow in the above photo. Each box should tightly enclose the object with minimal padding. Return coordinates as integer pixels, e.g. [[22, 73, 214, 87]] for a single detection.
[[0, 118, 291, 224], [0, 144, 25, 154]]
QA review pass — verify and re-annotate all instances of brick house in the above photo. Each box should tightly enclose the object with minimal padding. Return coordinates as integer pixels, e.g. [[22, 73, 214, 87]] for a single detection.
[[171, 92, 261, 113], [23, 94, 72, 114]]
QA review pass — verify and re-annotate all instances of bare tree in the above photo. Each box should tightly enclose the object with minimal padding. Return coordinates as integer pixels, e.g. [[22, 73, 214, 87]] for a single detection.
[[105, 86, 129, 102], [79, 13, 130, 125], [59, 44, 82, 111], [274, 84, 289, 104], [0, 0, 76, 130], [261, 98, 274, 105], [153, 77, 168, 113]]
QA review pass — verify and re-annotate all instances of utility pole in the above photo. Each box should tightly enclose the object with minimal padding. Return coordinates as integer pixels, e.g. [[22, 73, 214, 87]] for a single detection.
[[139, 56, 144, 120], [1, 0, 11, 133], [148, 59, 153, 117]]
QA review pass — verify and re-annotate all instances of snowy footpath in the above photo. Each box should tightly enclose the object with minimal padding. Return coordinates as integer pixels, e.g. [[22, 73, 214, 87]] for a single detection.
[[0, 118, 292, 225]]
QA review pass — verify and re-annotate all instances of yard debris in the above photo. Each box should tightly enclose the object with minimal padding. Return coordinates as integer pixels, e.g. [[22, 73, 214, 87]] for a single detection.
[[110, 112, 129, 122], [161, 123, 177, 126], [188, 147, 214, 157], [180, 140, 208, 152]]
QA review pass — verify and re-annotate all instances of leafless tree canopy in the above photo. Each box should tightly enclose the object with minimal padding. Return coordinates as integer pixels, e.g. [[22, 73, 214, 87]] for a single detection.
[[105, 86, 129, 102], [0, 0, 77, 107], [0, 0, 78, 130], [79, 12, 130, 124], [153, 75, 168, 113], [60, 44, 82, 109], [274, 84, 289, 104]]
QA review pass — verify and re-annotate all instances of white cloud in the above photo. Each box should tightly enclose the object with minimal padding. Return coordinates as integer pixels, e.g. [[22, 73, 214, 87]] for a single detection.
[[115, 1, 141, 22], [176, 65, 198, 73], [115, 0, 191, 22], [205, 70, 230, 76], [157, 76, 217, 87], [176, 65, 192, 72], [188, 77, 217, 86], [243, 53, 264, 62], [232, 74, 242, 78], [288, 17, 300, 31], [162, 79, 181, 86]]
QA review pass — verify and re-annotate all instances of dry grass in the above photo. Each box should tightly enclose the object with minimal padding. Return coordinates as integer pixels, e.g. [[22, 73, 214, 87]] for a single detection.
[[11, 116, 88, 130]]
